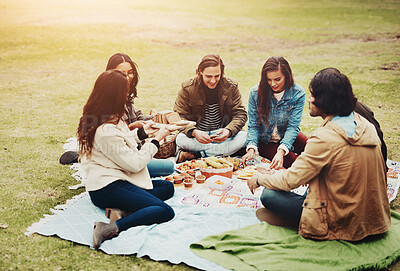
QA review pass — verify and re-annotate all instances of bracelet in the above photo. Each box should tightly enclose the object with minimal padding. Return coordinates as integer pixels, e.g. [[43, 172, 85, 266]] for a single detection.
[[256, 179, 260, 186]]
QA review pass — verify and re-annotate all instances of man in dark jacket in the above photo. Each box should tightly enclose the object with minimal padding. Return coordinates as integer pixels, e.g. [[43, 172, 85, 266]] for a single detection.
[[174, 54, 247, 162]]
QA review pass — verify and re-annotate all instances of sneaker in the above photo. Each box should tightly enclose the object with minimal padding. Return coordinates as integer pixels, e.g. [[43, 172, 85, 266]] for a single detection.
[[59, 151, 79, 165]]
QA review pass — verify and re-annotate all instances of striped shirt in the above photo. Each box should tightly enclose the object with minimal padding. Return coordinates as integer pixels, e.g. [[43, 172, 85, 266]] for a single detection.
[[197, 87, 222, 131]]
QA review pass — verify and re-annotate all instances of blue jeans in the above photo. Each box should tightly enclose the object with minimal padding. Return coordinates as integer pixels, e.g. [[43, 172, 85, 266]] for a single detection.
[[260, 188, 307, 224], [147, 159, 175, 177], [176, 130, 247, 157], [89, 179, 175, 232]]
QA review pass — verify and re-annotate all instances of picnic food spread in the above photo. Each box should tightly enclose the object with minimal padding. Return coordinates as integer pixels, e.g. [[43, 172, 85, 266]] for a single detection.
[[166, 155, 279, 191], [199, 156, 232, 169], [237, 166, 256, 180], [175, 159, 203, 172]]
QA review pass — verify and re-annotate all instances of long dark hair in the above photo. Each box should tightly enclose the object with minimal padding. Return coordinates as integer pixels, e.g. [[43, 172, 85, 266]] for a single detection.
[[257, 56, 294, 124], [106, 53, 139, 104], [77, 70, 129, 157]]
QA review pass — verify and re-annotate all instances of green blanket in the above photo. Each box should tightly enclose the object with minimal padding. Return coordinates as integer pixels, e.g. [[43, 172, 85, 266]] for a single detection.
[[190, 211, 400, 271]]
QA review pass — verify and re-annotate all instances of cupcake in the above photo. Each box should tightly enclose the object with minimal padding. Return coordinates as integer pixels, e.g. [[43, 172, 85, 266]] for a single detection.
[[173, 175, 183, 184]]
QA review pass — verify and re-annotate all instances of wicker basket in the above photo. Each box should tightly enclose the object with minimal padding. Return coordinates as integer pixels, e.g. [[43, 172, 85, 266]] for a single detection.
[[154, 134, 176, 159]]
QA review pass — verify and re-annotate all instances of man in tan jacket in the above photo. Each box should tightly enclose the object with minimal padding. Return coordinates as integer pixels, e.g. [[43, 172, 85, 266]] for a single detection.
[[248, 68, 391, 241]]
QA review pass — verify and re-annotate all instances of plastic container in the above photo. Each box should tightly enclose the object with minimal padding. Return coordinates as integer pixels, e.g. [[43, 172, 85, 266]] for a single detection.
[[205, 175, 232, 191], [183, 178, 194, 188], [196, 174, 206, 184]]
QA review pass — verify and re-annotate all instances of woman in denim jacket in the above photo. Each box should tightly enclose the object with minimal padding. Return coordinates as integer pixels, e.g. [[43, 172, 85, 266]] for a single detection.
[[242, 57, 307, 169]]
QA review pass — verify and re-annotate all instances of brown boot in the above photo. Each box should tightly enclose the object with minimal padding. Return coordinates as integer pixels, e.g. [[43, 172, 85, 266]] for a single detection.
[[93, 221, 119, 249], [176, 150, 195, 163], [256, 207, 298, 228], [105, 208, 128, 224]]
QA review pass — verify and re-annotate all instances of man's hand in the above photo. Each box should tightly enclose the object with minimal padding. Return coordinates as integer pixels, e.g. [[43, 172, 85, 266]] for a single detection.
[[211, 128, 230, 143], [270, 149, 285, 170], [247, 173, 260, 194], [242, 148, 255, 165], [193, 129, 213, 144], [128, 120, 146, 130]]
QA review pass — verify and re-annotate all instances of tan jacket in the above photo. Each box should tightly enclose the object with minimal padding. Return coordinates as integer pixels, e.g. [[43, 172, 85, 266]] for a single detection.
[[258, 113, 391, 241], [82, 120, 158, 192], [173, 76, 247, 136]]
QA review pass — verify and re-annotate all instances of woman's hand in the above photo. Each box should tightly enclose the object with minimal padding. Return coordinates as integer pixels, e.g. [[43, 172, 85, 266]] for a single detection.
[[142, 121, 159, 135], [128, 120, 146, 130], [211, 128, 230, 143], [270, 149, 285, 170], [154, 125, 171, 142], [192, 129, 213, 144], [241, 148, 255, 165]]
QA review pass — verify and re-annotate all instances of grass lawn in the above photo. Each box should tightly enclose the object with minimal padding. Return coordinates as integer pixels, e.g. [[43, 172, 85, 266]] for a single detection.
[[1, 0, 399, 269]]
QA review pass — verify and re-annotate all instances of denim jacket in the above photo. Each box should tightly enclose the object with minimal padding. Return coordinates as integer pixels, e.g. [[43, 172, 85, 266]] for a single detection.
[[246, 83, 305, 151]]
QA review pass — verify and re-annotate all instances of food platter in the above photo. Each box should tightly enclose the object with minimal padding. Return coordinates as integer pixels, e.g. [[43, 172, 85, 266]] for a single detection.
[[237, 166, 256, 180], [175, 159, 203, 173]]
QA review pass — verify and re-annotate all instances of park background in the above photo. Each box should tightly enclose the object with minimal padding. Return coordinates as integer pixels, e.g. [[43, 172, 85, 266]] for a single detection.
[[1, 0, 399, 269]]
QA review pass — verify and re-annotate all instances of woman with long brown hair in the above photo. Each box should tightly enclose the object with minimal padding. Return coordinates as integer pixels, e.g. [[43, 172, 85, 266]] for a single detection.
[[61, 53, 174, 179], [242, 56, 307, 169], [77, 70, 175, 249]]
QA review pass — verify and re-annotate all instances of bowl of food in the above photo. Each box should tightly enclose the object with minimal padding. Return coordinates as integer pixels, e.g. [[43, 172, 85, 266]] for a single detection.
[[187, 170, 196, 177], [199, 157, 233, 179], [183, 178, 194, 188], [196, 174, 206, 184]]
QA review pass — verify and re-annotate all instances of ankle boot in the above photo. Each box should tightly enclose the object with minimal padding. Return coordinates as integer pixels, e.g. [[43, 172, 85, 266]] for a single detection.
[[175, 150, 195, 163], [105, 208, 128, 223], [93, 221, 119, 249]]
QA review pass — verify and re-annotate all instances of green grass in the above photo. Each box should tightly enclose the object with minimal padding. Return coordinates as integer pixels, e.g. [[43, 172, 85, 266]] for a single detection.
[[1, 0, 399, 269]]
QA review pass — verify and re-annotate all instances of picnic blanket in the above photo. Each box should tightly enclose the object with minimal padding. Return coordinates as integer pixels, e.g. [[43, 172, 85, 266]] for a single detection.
[[25, 188, 259, 271], [25, 138, 399, 270], [190, 210, 400, 271]]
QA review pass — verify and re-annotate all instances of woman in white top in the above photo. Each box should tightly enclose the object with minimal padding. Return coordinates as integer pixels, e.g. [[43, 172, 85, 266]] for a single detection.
[[77, 70, 175, 249]]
